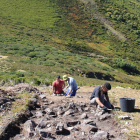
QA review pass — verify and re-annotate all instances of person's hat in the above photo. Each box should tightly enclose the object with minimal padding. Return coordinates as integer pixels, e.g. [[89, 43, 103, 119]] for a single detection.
[[104, 82, 111, 90], [56, 75, 60, 79], [63, 75, 68, 81]]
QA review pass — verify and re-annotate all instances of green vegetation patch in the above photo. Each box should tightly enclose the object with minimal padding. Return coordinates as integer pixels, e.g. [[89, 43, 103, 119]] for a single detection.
[[0, 0, 61, 30]]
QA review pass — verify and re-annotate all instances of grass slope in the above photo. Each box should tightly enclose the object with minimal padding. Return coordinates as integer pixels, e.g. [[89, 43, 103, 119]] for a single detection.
[[0, 0, 140, 88]]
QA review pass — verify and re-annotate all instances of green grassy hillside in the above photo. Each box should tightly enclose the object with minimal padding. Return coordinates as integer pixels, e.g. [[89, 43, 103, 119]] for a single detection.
[[0, 0, 140, 88]]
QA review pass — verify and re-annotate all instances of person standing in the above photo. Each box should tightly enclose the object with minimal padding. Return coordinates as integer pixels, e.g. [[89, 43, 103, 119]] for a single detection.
[[52, 75, 65, 96], [90, 82, 113, 110], [63, 75, 77, 97]]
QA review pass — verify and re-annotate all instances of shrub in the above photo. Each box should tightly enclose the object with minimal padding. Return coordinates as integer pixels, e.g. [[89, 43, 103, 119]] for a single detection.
[[14, 77, 25, 84], [114, 58, 139, 74], [28, 52, 38, 58], [117, 15, 123, 21], [113, 10, 120, 15], [26, 33, 31, 36]]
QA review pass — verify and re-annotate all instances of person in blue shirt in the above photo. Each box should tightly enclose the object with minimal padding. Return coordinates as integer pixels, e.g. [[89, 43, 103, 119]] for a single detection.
[[63, 75, 77, 97]]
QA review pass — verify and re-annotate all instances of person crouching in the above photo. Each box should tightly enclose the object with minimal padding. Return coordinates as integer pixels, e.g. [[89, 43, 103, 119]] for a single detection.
[[90, 82, 114, 110]]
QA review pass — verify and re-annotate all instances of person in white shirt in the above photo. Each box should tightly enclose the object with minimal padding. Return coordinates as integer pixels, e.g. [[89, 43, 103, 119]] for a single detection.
[[63, 75, 77, 97]]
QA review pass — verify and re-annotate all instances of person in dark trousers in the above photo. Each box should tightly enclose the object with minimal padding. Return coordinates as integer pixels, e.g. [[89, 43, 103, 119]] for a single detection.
[[90, 82, 114, 110], [63, 75, 77, 97]]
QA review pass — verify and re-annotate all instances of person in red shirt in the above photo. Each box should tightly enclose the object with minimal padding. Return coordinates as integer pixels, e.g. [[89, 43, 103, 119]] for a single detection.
[[52, 75, 65, 96]]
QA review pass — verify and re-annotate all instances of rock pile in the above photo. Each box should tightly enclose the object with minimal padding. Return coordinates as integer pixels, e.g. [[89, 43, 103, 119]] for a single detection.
[[11, 94, 123, 140], [0, 89, 15, 116], [0, 83, 43, 117], [5, 83, 44, 95]]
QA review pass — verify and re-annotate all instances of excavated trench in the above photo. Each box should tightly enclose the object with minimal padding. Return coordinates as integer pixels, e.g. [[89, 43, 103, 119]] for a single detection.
[[0, 93, 126, 140], [0, 101, 40, 140]]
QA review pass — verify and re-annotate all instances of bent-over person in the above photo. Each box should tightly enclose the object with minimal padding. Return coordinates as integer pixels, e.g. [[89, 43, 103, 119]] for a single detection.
[[63, 75, 77, 97], [90, 82, 114, 110]]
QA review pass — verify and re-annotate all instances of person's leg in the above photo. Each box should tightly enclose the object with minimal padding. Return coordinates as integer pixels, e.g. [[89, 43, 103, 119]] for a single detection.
[[65, 89, 76, 96], [65, 89, 70, 96], [70, 90, 76, 96], [90, 95, 105, 107], [104, 100, 111, 108], [60, 91, 65, 96], [90, 98, 98, 105], [100, 94, 105, 104], [97, 94, 105, 108]]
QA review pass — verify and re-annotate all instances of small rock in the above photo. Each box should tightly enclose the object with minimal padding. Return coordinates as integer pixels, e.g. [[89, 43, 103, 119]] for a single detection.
[[81, 124, 98, 133], [82, 131, 85, 135], [39, 130, 52, 139], [41, 105, 48, 110], [56, 123, 64, 134], [63, 109, 74, 116], [67, 120, 80, 127], [82, 119, 96, 126], [42, 99, 48, 102], [81, 113, 88, 119], [118, 115, 131, 120], [68, 102, 76, 109], [30, 98, 37, 104], [91, 110, 96, 114], [116, 86, 124, 89], [95, 109, 105, 116], [99, 113, 111, 120], [12, 134, 26, 140], [50, 101, 54, 104], [57, 109, 65, 115], [121, 128, 129, 133], [84, 107, 89, 111], [23, 120, 36, 137], [38, 121, 47, 128], [39, 94, 46, 99], [93, 130, 108, 139], [77, 95, 83, 98], [67, 127, 74, 131], [35, 111, 43, 118], [77, 102, 86, 107], [45, 108, 55, 115]]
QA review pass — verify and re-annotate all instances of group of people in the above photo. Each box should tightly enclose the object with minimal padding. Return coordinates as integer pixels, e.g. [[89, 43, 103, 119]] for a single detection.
[[52, 75, 114, 110], [52, 75, 77, 97]]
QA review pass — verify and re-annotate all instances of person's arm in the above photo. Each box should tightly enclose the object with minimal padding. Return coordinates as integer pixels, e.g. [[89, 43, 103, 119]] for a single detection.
[[105, 94, 110, 102], [52, 82, 55, 93], [52, 86, 55, 93], [65, 85, 69, 89], [65, 80, 69, 89], [62, 82, 65, 89], [96, 97, 104, 107]]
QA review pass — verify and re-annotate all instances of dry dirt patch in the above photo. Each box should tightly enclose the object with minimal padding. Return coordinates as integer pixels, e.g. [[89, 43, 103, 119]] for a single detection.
[[0, 55, 8, 59]]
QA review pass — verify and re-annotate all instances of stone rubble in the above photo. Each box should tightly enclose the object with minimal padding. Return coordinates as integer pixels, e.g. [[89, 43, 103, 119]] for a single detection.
[[5, 83, 44, 95], [0, 83, 125, 140], [11, 95, 124, 140]]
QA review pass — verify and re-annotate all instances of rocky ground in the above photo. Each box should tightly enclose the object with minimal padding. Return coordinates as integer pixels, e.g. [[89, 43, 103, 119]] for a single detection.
[[0, 83, 43, 118], [0, 84, 126, 140]]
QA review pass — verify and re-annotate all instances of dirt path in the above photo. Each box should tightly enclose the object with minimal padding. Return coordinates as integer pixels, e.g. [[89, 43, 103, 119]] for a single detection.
[[80, 0, 127, 41]]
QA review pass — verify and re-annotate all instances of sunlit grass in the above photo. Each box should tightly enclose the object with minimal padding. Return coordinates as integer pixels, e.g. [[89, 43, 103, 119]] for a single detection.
[[0, 0, 60, 29]]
